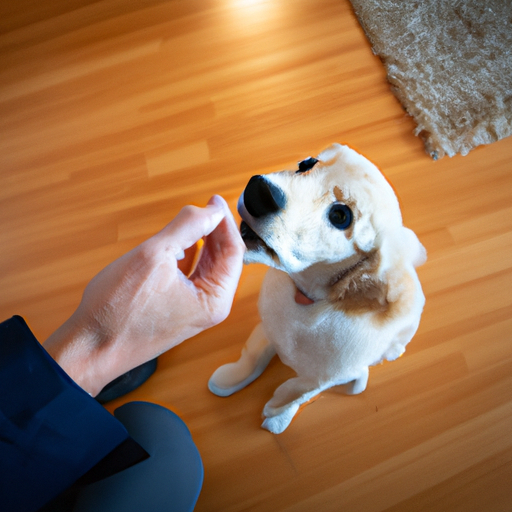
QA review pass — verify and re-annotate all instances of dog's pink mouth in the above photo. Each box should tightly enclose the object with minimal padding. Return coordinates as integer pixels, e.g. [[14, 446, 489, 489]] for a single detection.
[[240, 220, 259, 243], [240, 220, 276, 258]]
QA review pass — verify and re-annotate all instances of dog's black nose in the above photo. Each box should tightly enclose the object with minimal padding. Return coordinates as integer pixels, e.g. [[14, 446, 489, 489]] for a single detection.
[[243, 175, 286, 218]]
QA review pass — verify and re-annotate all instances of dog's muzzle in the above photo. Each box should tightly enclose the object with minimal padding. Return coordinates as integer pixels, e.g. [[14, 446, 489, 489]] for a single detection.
[[243, 175, 286, 218]]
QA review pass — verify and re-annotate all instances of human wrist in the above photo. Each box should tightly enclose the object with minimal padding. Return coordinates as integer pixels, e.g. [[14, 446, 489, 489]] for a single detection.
[[44, 315, 111, 397]]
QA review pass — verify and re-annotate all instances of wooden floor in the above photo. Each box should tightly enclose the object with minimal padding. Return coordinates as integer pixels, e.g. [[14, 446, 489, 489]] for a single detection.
[[1, 1, 512, 510]]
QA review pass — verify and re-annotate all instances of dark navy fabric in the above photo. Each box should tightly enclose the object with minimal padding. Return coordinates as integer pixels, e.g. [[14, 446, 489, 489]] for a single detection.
[[0, 316, 142, 512], [74, 402, 204, 512]]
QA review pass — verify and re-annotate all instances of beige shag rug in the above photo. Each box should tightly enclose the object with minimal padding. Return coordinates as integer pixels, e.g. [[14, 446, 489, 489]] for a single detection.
[[349, 0, 512, 159]]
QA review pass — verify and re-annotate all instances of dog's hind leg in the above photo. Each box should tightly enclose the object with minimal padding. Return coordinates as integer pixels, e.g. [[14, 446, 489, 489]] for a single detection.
[[208, 323, 276, 397], [344, 366, 369, 395], [261, 377, 328, 434]]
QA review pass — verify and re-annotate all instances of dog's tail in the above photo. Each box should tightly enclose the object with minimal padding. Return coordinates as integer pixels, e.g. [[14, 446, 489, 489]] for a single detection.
[[400, 226, 427, 267], [402, 227, 427, 268]]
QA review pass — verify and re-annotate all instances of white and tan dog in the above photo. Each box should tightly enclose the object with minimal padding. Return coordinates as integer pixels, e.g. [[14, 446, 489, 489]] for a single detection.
[[209, 143, 426, 434]]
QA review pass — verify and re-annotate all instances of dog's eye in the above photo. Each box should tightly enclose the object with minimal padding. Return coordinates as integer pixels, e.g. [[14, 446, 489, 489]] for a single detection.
[[328, 204, 352, 230]]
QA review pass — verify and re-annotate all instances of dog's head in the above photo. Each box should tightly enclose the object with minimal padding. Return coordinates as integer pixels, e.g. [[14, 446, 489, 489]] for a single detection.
[[238, 143, 404, 275]]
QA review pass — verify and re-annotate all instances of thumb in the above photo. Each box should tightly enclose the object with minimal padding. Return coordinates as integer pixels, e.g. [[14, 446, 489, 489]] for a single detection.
[[155, 200, 227, 258]]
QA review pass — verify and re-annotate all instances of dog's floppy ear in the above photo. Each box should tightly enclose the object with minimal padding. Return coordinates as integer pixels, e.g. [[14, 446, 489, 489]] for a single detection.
[[329, 250, 389, 312]]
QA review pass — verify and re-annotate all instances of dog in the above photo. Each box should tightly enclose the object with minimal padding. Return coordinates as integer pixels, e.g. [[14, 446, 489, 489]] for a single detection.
[[208, 143, 426, 434]]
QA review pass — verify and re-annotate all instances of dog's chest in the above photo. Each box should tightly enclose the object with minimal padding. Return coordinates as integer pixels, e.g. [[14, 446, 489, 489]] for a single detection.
[[257, 269, 378, 365]]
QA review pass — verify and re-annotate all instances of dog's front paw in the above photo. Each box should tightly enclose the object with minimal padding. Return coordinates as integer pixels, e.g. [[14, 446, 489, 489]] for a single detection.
[[261, 404, 300, 434], [208, 355, 270, 397], [208, 342, 275, 396], [208, 362, 250, 397]]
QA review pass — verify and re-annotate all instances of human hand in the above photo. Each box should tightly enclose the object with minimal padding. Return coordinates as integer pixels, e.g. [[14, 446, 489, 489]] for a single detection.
[[44, 195, 245, 396]]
